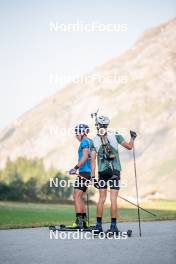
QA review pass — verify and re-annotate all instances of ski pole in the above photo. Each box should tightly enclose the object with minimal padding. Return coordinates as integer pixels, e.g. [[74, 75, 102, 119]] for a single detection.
[[73, 173, 156, 217], [133, 144, 142, 237], [118, 195, 156, 216], [86, 193, 90, 226]]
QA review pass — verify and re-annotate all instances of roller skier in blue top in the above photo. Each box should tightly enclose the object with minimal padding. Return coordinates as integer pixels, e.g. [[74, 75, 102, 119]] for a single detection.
[[69, 124, 92, 229]]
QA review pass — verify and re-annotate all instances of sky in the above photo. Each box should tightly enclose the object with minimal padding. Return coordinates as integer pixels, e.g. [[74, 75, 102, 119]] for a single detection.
[[0, 0, 175, 129]]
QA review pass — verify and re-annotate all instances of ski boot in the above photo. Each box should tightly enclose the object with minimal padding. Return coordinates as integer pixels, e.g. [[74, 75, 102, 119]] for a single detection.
[[91, 223, 103, 234], [106, 224, 119, 236], [69, 216, 84, 229], [83, 216, 89, 229]]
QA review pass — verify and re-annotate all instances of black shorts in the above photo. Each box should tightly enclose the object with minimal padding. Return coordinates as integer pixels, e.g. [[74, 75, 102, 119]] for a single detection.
[[98, 170, 120, 190], [74, 172, 91, 192]]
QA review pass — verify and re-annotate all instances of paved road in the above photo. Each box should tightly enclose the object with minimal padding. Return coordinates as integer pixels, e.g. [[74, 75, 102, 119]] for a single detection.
[[0, 221, 175, 264]]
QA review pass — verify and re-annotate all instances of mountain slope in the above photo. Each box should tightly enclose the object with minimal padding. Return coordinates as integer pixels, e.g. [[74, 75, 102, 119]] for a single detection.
[[0, 18, 176, 198]]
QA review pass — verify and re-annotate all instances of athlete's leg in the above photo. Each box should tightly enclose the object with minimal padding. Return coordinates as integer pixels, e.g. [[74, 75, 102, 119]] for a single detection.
[[97, 189, 107, 217], [91, 189, 107, 232], [73, 189, 85, 213], [104, 189, 119, 232], [110, 189, 119, 218], [73, 174, 90, 228]]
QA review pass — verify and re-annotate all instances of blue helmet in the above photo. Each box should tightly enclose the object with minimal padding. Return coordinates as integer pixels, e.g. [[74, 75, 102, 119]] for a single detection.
[[74, 124, 90, 135]]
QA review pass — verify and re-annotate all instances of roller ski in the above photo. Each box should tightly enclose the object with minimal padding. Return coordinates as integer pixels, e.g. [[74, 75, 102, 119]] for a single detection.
[[105, 222, 132, 238], [49, 215, 92, 232], [49, 224, 95, 232]]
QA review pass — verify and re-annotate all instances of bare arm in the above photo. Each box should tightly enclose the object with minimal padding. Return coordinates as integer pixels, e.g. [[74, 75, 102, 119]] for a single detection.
[[121, 139, 134, 150], [91, 150, 96, 177], [121, 131, 137, 150], [77, 148, 89, 168]]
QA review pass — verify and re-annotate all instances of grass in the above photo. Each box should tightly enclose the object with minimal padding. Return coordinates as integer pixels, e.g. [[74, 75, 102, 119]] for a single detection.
[[0, 200, 176, 229]]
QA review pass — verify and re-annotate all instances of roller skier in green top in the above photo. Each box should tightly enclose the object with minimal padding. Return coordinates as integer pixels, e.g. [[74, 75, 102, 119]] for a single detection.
[[91, 114, 137, 233]]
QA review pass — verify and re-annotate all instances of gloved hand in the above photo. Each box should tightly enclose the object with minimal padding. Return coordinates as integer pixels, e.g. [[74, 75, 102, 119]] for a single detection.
[[69, 165, 79, 175], [91, 176, 100, 189], [130, 130, 137, 140], [69, 168, 77, 175]]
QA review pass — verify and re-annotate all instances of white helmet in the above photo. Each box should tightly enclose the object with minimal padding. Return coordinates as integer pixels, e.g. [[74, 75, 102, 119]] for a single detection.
[[97, 116, 110, 127]]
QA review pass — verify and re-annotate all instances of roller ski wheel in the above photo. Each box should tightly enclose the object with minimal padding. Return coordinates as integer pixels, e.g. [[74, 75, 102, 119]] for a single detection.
[[49, 226, 56, 231]]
